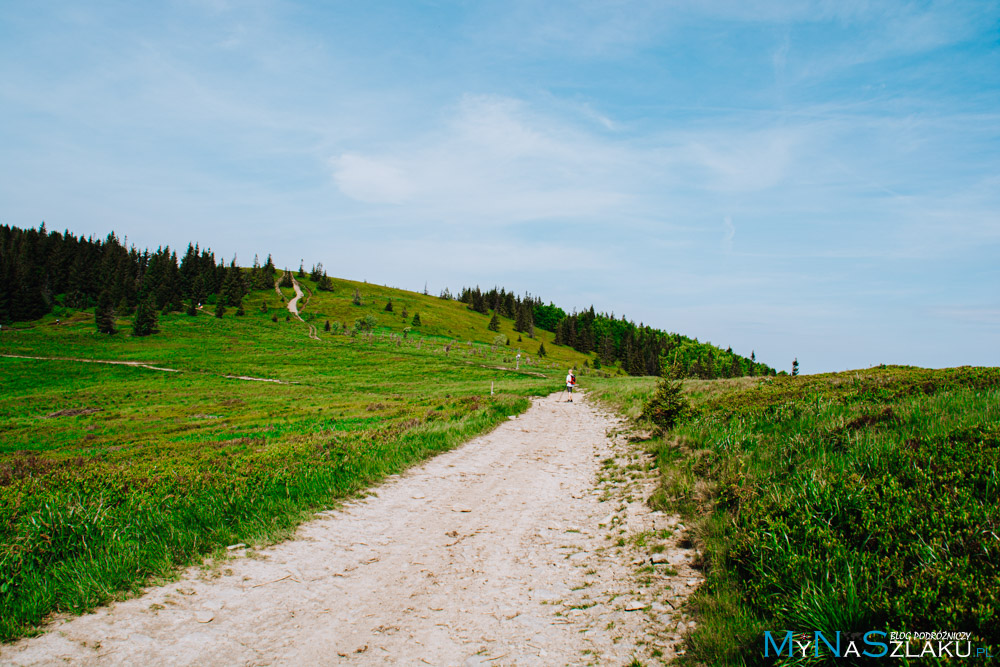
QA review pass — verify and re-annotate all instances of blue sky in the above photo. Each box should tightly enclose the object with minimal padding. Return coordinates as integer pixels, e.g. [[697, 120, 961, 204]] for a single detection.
[[2, 1, 998, 373]]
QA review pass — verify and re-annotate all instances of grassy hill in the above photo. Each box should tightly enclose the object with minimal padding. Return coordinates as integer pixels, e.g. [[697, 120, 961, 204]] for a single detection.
[[590, 366, 1000, 662], [3, 249, 998, 658], [0, 275, 597, 641]]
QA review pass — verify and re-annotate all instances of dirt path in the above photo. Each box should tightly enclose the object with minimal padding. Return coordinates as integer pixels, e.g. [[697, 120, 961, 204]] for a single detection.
[[2, 393, 700, 666], [277, 274, 319, 340], [0, 355, 289, 384]]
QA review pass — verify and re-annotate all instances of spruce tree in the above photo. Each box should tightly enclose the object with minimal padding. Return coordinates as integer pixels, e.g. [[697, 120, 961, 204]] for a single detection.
[[95, 291, 116, 334], [131, 296, 158, 336], [488, 311, 500, 332], [385, 299, 393, 312], [324, 320, 331, 332], [215, 301, 226, 318], [792, 358, 799, 376], [411, 312, 421, 326], [186, 298, 197, 316], [537, 342, 547, 357]]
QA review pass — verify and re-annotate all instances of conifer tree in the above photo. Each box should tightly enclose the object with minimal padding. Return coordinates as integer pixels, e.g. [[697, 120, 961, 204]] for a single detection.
[[411, 312, 421, 326], [537, 342, 547, 357], [324, 320, 331, 332], [95, 291, 116, 334], [401, 305, 408, 319], [792, 358, 799, 376], [352, 288, 362, 306], [187, 298, 197, 316], [488, 311, 500, 332], [131, 296, 158, 336], [215, 301, 226, 318], [385, 299, 393, 312]]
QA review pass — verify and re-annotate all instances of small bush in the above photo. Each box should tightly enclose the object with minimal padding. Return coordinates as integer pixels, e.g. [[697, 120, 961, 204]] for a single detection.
[[642, 378, 690, 430]]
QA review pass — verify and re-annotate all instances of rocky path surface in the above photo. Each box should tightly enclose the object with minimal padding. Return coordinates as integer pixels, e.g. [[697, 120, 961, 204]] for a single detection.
[[2, 393, 700, 666]]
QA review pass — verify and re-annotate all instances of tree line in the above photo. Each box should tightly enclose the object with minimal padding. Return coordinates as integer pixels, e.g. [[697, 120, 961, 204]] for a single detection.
[[450, 284, 775, 378], [0, 223, 277, 332]]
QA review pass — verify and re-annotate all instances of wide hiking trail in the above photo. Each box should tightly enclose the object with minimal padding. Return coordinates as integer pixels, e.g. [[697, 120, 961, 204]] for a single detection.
[[3, 393, 700, 666]]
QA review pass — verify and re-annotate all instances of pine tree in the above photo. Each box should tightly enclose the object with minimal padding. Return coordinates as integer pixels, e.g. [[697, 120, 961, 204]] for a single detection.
[[792, 358, 799, 376], [412, 312, 421, 326], [352, 288, 362, 306], [95, 291, 116, 334], [297, 261, 305, 278], [215, 301, 226, 318], [385, 299, 393, 312], [401, 306, 408, 319], [488, 311, 500, 332], [537, 342, 547, 357], [324, 320, 331, 332], [131, 296, 158, 336], [186, 298, 197, 316]]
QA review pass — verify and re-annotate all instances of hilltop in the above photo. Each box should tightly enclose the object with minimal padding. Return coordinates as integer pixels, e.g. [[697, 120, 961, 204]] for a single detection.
[[0, 223, 775, 378]]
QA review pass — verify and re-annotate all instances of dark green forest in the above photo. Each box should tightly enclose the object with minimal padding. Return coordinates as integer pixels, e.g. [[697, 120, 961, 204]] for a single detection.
[[454, 285, 775, 378]]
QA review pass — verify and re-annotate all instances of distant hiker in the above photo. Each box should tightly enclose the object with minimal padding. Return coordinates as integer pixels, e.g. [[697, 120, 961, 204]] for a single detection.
[[565, 369, 577, 402]]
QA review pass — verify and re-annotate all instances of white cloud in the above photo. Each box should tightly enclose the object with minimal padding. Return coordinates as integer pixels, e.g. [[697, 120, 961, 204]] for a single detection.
[[332, 154, 416, 204], [329, 94, 632, 223]]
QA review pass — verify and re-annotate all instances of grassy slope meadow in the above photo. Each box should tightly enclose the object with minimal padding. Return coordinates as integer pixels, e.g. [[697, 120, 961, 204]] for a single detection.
[[589, 367, 1000, 665], [0, 277, 593, 641]]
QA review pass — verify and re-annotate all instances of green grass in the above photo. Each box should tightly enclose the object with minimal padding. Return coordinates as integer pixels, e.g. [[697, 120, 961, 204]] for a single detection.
[[591, 367, 1000, 665], [0, 282, 589, 641]]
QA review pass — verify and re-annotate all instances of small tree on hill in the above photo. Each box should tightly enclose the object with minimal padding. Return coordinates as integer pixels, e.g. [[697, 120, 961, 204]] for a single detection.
[[215, 301, 226, 318], [385, 299, 393, 312], [488, 311, 500, 332], [412, 312, 421, 326], [186, 299, 197, 317], [642, 378, 690, 431], [401, 305, 408, 319], [792, 358, 799, 376], [131, 296, 158, 336], [352, 288, 362, 306], [324, 320, 331, 332], [95, 291, 117, 335], [279, 270, 293, 288], [537, 342, 547, 357]]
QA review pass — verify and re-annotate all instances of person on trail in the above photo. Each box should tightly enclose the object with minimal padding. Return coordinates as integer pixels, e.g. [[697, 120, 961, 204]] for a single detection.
[[565, 369, 576, 402]]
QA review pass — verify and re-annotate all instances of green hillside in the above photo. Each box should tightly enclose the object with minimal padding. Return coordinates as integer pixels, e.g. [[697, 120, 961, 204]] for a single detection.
[[589, 367, 1000, 662]]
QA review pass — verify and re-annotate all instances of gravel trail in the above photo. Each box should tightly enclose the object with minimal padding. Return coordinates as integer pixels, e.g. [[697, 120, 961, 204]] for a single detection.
[[2, 392, 699, 666]]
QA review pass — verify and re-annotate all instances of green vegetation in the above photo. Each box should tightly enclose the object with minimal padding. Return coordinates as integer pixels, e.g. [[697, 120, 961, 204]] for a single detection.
[[591, 367, 1000, 664], [0, 276, 581, 641]]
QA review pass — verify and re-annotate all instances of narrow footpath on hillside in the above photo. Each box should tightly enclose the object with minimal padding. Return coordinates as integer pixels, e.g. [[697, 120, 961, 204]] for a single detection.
[[277, 273, 319, 340], [3, 392, 701, 666]]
